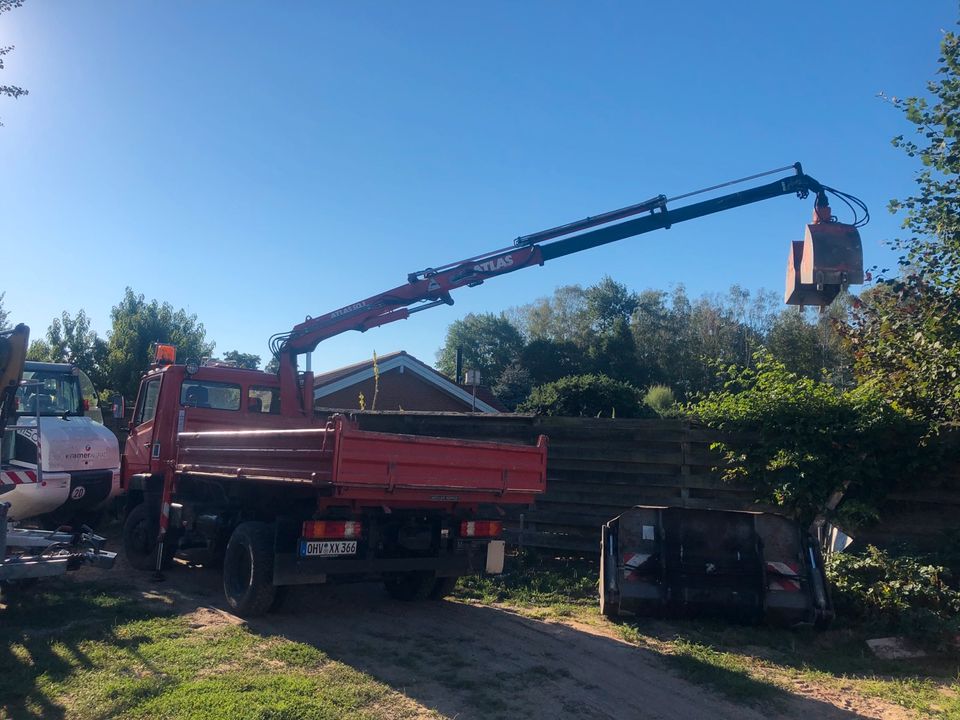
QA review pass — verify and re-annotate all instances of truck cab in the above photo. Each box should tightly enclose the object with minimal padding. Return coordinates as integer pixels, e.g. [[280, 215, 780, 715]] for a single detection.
[[2, 361, 121, 523]]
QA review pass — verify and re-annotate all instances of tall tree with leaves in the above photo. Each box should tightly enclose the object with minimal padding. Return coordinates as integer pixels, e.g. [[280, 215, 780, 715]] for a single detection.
[[847, 27, 960, 427], [0, 291, 9, 331], [0, 1, 28, 127], [106, 288, 215, 400], [435, 312, 524, 384], [26, 310, 109, 390], [222, 350, 261, 370]]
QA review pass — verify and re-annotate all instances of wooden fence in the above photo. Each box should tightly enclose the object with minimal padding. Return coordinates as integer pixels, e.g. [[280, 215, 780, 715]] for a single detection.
[[351, 411, 960, 557]]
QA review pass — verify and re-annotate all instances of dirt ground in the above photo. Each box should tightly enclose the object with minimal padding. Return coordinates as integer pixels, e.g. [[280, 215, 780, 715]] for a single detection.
[[72, 551, 918, 720]]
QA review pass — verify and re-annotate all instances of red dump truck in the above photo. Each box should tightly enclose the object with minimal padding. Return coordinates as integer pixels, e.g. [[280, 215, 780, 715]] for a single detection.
[[121, 360, 546, 615], [120, 163, 866, 616]]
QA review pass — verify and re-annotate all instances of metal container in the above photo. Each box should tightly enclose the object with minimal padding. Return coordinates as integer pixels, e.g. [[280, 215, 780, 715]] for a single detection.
[[600, 506, 832, 627], [784, 219, 863, 307]]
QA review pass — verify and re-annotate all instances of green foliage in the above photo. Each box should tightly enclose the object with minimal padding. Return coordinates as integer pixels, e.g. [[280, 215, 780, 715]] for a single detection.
[[767, 301, 854, 389], [583, 276, 638, 334], [0, 0, 28, 128], [517, 373, 653, 418], [106, 288, 215, 401], [588, 316, 643, 384], [827, 546, 960, 648], [846, 27, 960, 427], [643, 384, 679, 417], [222, 350, 261, 370], [26, 309, 109, 390], [435, 312, 524, 383], [517, 338, 581, 385], [691, 351, 927, 526], [491, 363, 532, 411]]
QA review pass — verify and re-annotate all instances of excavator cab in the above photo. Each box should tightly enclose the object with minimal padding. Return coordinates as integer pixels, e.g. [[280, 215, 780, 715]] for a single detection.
[[784, 200, 864, 307]]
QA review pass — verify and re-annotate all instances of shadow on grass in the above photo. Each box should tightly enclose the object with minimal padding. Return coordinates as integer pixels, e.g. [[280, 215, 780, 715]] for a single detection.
[[0, 579, 169, 720], [248, 582, 867, 720]]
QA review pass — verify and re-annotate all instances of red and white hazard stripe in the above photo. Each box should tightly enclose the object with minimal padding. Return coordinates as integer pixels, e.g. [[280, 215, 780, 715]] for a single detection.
[[0, 470, 39, 485], [766, 560, 802, 592], [622, 552, 652, 581]]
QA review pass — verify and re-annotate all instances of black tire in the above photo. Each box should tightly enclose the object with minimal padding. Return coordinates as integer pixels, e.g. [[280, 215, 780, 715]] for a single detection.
[[429, 575, 460, 600], [123, 503, 177, 571], [383, 571, 435, 601], [223, 522, 276, 617]]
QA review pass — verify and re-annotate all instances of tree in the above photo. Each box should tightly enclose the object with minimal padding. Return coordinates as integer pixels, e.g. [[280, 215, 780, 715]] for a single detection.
[[0, 291, 9, 330], [846, 26, 960, 426], [435, 313, 524, 383], [0, 1, 28, 127], [26, 309, 109, 390], [767, 302, 854, 387], [106, 288, 215, 400], [692, 351, 927, 528], [222, 350, 261, 370], [507, 285, 591, 345], [518, 338, 584, 386], [491, 363, 533, 411], [517, 374, 654, 419], [584, 276, 638, 334], [588, 316, 643, 384], [264, 356, 279, 374]]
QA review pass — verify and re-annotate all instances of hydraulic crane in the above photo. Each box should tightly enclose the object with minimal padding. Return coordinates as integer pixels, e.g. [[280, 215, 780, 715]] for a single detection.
[[269, 162, 867, 415]]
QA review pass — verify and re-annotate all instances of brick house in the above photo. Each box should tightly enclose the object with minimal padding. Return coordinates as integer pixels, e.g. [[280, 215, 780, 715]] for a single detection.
[[313, 351, 507, 413]]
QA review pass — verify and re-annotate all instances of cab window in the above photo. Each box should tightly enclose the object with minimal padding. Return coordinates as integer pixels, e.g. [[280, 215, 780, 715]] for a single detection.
[[134, 378, 161, 426], [181, 380, 241, 411], [248, 386, 280, 414]]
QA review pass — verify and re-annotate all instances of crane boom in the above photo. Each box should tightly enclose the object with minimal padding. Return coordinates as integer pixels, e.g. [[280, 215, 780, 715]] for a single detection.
[[273, 164, 863, 415]]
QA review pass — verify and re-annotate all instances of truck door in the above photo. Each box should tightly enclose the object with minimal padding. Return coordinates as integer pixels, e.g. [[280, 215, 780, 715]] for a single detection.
[[125, 376, 162, 478]]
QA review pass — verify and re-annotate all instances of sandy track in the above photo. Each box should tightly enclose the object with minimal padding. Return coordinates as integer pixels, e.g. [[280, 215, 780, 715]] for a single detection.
[[87, 554, 904, 720]]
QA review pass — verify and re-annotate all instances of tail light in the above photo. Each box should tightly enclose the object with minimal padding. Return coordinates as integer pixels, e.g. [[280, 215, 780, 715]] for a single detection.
[[460, 520, 502, 538], [302, 520, 362, 539]]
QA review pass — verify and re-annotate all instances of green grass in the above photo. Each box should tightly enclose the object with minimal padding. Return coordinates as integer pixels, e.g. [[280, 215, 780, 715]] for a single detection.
[[0, 580, 430, 720], [455, 551, 597, 611], [454, 553, 960, 717]]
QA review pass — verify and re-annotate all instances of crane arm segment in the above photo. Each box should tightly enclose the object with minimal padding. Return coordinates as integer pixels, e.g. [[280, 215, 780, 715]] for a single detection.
[[276, 167, 822, 359]]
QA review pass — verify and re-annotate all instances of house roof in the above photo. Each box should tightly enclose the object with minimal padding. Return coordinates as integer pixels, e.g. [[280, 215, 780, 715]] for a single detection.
[[312, 351, 506, 413]]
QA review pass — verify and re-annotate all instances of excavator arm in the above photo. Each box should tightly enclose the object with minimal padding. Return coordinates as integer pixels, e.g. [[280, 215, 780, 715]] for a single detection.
[[0, 324, 29, 437]]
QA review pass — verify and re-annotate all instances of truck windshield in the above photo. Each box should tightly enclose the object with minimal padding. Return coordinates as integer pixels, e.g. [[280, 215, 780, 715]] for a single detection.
[[14, 370, 83, 416]]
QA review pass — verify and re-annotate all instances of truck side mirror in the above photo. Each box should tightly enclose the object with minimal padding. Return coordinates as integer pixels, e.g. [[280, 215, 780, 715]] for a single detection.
[[111, 394, 126, 420]]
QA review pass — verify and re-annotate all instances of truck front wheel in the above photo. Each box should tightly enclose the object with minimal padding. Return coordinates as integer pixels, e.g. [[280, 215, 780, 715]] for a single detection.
[[223, 522, 276, 617], [122, 503, 176, 571]]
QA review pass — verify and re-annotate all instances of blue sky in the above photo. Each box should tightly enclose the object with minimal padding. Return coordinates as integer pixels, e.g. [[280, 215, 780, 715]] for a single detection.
[[1, 1, 954, 375]]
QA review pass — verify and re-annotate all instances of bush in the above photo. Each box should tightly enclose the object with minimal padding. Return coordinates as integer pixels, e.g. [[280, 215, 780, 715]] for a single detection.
[[827, 545, 960, 648], [690, 351, 929, 527], [517, 374, 654, 418], [644, 384, 680, 417]]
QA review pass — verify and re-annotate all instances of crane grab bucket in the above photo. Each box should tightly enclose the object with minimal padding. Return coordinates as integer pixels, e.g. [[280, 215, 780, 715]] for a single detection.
[[784, 211, 864, 307]]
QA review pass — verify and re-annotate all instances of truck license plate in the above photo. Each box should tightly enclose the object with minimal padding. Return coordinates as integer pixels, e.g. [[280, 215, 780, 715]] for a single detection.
[[299, 540, 357, 557]]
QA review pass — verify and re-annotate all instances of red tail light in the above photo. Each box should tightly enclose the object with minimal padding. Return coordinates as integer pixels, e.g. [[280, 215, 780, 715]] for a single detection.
[[83, 398, 91, 411], [460, 520, 502, 538], [302, 520, 362, 539]]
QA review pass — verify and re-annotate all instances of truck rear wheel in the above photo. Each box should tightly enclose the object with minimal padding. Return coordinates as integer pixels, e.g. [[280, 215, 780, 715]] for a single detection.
[[223, 522, 276, 617], [383, 571, 435, 601], [122, 503, 176, 572], [429, 575, 460, 599]]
